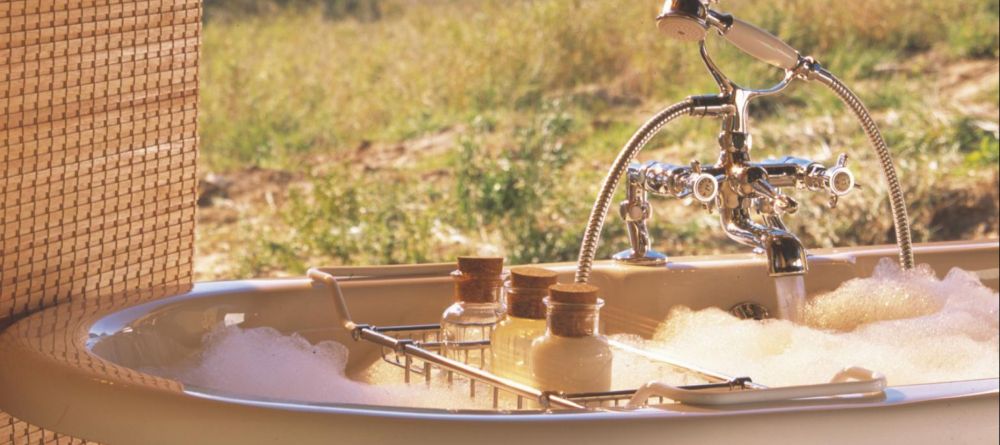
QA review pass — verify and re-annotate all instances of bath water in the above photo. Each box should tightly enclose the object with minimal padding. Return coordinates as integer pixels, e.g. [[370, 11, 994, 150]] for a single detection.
[[148, 259, 998, 408], [773, 275, 807, 322]]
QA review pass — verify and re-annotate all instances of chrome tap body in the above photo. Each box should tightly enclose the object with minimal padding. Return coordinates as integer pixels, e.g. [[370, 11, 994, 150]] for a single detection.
[[623, 153, 853, 276], [577, 0, 914, 282], [612, 41, 858, 277]]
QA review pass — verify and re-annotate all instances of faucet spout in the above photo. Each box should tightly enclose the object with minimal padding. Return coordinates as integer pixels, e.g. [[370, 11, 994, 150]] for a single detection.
[[721, 208, 807, 276], [764, 232, 808, 276]]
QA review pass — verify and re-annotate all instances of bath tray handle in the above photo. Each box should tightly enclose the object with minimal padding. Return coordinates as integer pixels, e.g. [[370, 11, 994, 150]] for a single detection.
[[307, 268, 357, 331]]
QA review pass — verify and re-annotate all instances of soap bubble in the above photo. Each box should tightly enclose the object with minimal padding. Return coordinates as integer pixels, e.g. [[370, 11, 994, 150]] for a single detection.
[[618, 259, 999, 387], [145, 325, 495, 409]]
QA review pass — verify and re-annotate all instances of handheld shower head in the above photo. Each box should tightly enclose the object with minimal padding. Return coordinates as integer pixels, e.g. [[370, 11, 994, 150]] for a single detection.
[[656, 0, 708, 42], [655, 0, 802, 70]]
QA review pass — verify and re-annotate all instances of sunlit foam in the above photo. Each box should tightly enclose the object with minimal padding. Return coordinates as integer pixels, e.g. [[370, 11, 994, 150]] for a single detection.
[[144, 325, 494, 409], [625, 259, 999, 386], [148, 259, 998, 407]]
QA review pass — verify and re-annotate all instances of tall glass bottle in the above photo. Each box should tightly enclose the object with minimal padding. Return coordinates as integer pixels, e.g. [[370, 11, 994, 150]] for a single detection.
[[529, 283, 613, 393], [440, 256, 505, 368], [489, 267, 557, 385]]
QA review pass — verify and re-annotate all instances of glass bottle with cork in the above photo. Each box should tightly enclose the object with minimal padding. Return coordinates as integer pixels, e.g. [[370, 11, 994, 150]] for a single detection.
[[440, 256, 505, 368], [529, 283, 613, 393], [489, 266, 558, 385]]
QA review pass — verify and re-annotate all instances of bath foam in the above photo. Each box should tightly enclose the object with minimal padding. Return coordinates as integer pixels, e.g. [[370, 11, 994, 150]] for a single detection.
[[147, 325, 495, 409], [148, 259, 997, 408], [608, 337, 711, 389], [630, 259, 999, 387]]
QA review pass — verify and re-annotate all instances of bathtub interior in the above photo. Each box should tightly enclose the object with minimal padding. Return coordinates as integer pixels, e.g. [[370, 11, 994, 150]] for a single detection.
[[87, 244, 1000, 404]]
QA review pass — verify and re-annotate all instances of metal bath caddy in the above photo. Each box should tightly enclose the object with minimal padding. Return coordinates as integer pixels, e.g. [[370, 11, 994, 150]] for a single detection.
[[308, 269, 887, 412]]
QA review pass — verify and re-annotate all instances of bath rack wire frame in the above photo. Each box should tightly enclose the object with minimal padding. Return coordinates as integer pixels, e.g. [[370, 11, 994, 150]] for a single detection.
[[307, 268, 887, 411]]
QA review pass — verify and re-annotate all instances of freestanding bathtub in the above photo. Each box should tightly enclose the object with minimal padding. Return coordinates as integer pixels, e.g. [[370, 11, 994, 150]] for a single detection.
[[1, 241, 997, 444]]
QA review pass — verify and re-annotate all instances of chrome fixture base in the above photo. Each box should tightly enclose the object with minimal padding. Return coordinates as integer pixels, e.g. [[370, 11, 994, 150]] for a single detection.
[[612, 248, 668, 266]]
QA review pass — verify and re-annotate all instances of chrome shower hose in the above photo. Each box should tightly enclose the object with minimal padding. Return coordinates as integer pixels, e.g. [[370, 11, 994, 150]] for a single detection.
[[574, 99, 694, 283], [813, 68, 915, 270]]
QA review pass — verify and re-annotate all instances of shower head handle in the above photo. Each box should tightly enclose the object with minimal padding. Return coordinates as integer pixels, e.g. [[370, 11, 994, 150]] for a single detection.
[[657, 1, 801, 71], [718, 14, 800, 71]]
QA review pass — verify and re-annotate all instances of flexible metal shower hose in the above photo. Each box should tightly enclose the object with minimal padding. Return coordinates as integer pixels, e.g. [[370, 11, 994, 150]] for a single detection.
[[813, 69, 915, 270], [574, 99, 694, 283]]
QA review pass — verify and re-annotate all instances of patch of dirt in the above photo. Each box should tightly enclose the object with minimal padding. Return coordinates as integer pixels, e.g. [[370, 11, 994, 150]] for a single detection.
[[194, 167, 304, 279], [935, 58, 1000, 119], [872, 53, 998, 121], [308, 127, 461, 175], [928, 173, 1000, 239], [197, 167, 300, 224]]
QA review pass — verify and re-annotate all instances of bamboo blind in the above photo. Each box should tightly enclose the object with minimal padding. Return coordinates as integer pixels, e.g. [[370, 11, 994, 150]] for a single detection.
[[1, 0, 200, 443]]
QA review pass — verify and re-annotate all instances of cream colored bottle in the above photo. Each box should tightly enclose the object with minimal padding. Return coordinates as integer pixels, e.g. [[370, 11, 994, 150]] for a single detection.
[[529, 283, 612, 394], [489, 267, 558, 385]]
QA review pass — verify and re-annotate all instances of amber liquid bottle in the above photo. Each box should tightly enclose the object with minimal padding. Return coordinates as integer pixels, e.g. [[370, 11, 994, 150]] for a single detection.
[[489, 267, 558, 385]]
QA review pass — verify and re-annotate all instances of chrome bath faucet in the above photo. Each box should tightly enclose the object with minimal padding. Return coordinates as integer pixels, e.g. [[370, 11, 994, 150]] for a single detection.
[[574, 0, 914, 282]]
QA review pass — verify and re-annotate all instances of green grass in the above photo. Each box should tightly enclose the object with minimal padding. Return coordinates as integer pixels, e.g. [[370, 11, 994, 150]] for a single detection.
[[197, 0, 1000, 278], [200, 0, 999, 171]]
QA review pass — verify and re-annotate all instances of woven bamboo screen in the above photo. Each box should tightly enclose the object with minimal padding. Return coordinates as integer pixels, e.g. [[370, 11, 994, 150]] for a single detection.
[[1, 0, 200, 443]]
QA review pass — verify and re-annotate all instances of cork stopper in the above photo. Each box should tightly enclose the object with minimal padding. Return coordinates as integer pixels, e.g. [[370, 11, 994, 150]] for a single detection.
[[510, 267, 558, 289], [453, 256, 504, 303], [548, 283, 599, 304], [457, 256, 504, 277], [547, 283, 602, 337], [506, 267, 558, 319]]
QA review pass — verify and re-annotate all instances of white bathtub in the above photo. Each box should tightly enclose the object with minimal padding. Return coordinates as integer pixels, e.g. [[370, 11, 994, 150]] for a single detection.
[[1, 241, 997, 444]]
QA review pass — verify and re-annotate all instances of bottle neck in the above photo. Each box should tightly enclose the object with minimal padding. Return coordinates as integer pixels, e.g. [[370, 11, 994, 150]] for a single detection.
[[452, 270, 505, 304], [503, 284, 548, 319], [544, 297, 604, 338]]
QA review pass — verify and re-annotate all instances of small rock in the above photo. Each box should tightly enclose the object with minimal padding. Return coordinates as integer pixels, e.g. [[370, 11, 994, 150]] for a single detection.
[[198, 173, 232, 207]]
